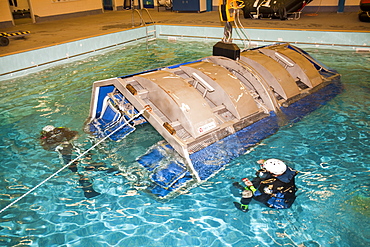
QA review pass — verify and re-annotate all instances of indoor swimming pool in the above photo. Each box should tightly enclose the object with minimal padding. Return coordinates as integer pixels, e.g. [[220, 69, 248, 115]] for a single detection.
[[0, 40, 369, 246]]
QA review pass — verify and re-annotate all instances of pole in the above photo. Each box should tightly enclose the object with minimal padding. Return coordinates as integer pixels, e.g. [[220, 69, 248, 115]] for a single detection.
[[337, 0, 345, 13]]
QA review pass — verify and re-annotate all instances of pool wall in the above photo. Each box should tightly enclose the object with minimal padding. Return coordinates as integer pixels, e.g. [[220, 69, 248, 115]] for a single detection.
[[158, 25, 370, 49], [0, 24, 369, 81]]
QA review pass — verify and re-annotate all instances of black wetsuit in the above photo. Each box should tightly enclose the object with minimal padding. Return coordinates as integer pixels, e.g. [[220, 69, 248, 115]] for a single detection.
[[40, 127, 79, 170], [40, 127, 101, 198], [40, 127, 78, 151], [252, 167, 298, 209]]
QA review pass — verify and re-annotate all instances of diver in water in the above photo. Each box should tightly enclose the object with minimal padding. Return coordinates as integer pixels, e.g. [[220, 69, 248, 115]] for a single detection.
[[40, 125, 79, 172], [40, 125, 101, 198], [233, 159, 298, 212]]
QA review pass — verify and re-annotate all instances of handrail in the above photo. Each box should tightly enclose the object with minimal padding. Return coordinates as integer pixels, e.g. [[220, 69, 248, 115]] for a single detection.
[[142, 8, 155, 25], [131, 8, 156, 50], [132, 9, 144, 27], [131, 8, 155, 27]]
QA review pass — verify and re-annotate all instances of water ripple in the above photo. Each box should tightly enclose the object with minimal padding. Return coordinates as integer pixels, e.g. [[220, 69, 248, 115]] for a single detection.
[[0, 42, 369, 247]]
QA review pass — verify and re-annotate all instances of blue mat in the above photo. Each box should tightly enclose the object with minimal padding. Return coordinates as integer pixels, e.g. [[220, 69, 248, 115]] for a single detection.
[[150, 161, 188, 189]]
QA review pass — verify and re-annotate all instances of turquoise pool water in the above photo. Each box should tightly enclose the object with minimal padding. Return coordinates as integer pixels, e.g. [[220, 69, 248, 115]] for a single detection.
[[0, 40, 369, 247]]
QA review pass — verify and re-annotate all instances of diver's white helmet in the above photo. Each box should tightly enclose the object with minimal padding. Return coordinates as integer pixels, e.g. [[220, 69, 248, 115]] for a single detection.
[[42, 125, 55, 132], [263, 159, 287, 175]]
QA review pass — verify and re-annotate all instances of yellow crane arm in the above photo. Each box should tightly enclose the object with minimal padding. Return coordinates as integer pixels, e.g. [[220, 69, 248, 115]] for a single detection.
[[219, 0, 245, 22]]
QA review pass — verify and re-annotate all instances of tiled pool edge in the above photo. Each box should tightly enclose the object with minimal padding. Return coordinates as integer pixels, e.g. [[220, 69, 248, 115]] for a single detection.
[[0, 28, 149, 80], [1, 25, 369, 81], [158, 25, 370, 50]]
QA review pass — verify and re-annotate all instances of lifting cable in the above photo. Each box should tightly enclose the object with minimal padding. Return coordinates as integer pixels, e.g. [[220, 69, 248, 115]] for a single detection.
[[234, 8, 252, 51], [220, 0, 250, 49], [0, 108, 147, 215]]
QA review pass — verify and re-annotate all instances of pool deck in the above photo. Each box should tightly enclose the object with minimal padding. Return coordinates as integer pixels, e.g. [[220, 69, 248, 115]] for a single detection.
[[0, 9, 369, 56]]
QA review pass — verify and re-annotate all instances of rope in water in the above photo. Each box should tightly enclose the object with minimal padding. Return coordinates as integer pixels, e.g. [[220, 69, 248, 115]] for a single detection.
[[0, 108, 146, 215]]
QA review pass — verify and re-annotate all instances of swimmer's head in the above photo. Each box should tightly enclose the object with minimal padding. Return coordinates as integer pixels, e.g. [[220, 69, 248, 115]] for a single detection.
[[263, 159, 287, 176], [42, 125, 55, 133]]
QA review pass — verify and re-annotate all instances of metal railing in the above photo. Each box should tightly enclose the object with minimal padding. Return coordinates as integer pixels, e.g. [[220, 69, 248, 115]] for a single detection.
[[131, 7, 156, 49]]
